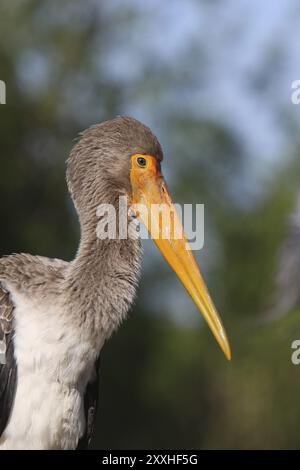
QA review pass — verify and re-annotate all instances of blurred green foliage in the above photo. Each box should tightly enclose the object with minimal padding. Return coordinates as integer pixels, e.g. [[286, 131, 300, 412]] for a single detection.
[[1, 0, 300, 450]]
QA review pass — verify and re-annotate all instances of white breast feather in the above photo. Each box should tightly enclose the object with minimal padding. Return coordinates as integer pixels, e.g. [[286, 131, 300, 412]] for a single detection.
[[0, 287, 104, 450]]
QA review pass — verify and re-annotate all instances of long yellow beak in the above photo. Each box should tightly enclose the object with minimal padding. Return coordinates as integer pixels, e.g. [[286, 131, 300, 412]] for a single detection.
[[130, 154, 231, 361]]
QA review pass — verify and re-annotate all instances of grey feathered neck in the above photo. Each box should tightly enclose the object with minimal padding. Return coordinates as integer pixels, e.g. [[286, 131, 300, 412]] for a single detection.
[[63, 117, 164, 339]]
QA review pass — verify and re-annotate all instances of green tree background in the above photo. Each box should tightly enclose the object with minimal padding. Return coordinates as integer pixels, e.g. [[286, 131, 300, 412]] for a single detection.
[[1, 0, 300, 449]]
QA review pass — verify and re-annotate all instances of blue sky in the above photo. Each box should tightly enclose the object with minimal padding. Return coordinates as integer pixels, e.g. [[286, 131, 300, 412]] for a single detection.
[[102, 0, 300, 173]]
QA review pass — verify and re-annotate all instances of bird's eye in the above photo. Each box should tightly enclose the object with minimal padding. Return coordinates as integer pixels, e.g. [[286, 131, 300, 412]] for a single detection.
[[137, 157, 147, 168]]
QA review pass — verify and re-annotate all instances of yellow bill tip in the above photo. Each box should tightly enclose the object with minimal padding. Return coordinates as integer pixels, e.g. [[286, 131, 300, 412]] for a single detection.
[[208, 314, 232, 361], [221, 337, 232, 361]]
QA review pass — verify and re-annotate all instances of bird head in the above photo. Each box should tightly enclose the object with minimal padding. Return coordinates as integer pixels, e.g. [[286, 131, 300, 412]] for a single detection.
[[67, 116, 231, 360]]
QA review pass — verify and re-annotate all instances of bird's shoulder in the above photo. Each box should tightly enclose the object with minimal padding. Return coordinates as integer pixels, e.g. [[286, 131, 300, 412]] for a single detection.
[[0, 253, 70, 296]]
